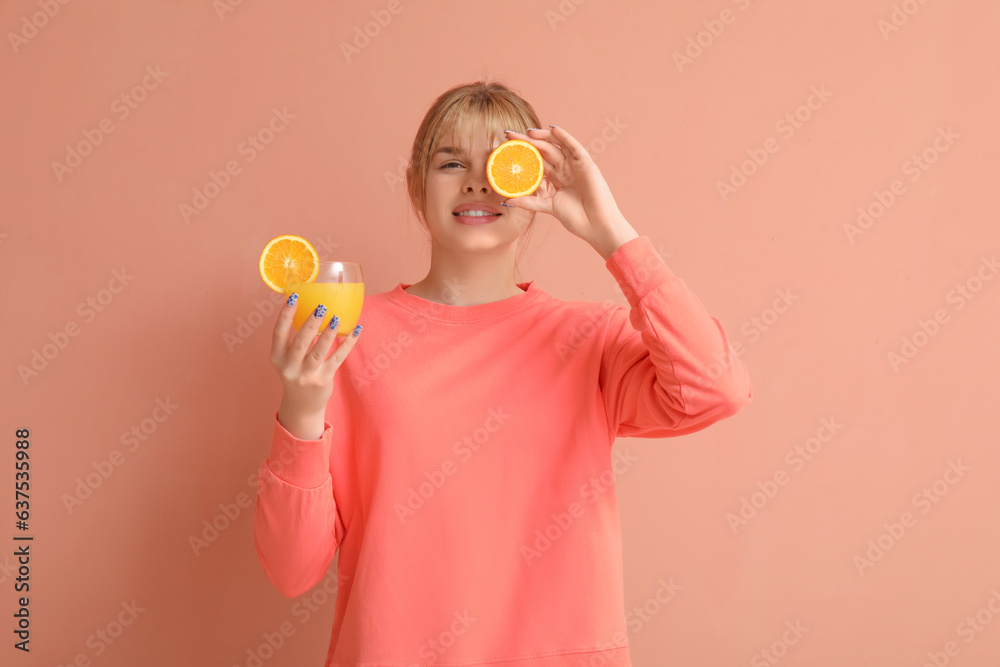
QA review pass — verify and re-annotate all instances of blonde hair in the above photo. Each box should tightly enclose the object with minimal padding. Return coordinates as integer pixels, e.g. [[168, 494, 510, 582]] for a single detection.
[[406, 80, 542, 281]]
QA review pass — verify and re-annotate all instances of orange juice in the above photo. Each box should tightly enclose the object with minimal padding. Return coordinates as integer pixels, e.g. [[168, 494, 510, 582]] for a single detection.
[[284, 281, 364, 335]]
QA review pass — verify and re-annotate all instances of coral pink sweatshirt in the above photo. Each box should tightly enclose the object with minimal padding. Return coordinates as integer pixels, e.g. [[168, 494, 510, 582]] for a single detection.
[[254, 235, 752, 667]]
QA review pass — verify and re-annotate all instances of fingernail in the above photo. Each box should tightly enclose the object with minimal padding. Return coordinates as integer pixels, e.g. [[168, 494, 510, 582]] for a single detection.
[[501, 201, 509, 207], [329, 315, 340, 330], [504, 129, 515, 133], [549, 124, 558, 127], [525, 127, 540, 131], [314, 304, 326, 318], [352, 324, 362, 337], [287, 293, 298, 306]]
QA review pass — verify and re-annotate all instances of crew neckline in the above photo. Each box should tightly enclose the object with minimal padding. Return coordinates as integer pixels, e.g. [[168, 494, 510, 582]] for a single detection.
[[386, 280, 542, 322]]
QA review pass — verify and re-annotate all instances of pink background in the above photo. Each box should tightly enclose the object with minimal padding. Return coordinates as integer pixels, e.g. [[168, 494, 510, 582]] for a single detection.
[[3, 0, 999, 665]]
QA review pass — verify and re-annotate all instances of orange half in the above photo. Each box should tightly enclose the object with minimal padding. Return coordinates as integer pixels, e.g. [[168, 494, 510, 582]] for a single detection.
[[259, 235, 319, 293], [487, 139, 544, 198]]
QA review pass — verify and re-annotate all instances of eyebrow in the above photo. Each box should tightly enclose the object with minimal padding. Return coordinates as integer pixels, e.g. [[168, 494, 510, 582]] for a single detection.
[[434, 146, 467, 157]]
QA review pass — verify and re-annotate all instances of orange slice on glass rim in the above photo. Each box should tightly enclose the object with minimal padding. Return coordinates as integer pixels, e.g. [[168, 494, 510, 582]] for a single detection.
[[259, 235, 319, 293], [487, 139, 544, 198]]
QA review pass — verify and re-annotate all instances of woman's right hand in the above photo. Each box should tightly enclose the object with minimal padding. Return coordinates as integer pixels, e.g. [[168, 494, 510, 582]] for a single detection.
[[270, 296, 362, 421]]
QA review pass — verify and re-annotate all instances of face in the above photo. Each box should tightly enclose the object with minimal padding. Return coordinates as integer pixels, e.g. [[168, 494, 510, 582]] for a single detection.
[[420, 117, 535, 252]]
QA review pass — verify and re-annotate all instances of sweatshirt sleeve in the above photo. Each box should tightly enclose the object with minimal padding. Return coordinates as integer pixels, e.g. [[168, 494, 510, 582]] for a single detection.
[[599, 234, 752, 440], [253, 411, 345, 598]]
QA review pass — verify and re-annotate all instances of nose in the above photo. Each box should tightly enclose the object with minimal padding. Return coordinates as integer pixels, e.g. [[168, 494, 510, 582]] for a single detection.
[[463, 161, 490, 194]]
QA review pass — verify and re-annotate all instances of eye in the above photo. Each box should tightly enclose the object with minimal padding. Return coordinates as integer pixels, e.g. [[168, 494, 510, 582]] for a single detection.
[[441, 161, 462, 169]]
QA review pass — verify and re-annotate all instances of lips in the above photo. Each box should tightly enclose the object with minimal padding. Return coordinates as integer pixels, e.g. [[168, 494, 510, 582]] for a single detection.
[[453, 203, 502, 216]]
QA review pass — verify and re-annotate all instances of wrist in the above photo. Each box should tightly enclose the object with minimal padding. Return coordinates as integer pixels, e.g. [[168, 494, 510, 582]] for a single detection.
[[593, 221, 639, 261], [277, 401, 326, 440]]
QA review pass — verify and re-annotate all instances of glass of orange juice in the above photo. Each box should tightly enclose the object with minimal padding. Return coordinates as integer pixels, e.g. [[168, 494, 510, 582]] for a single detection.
[[283, 261, 364, 336]]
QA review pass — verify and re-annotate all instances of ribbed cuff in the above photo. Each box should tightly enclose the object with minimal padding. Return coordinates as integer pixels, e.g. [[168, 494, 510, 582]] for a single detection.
[[604, 235, 679, 306], [266, 411, 333, 489]]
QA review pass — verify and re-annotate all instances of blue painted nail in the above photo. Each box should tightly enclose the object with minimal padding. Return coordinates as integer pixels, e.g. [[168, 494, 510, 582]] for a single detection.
[[352, 325, 362, 337], [329, 315, 340, 330], [314, 304, 326, 318], [549, 124, 558, 127], [526, 127, 540, 131], [287, 293, 298, 306], [501, 202, 509, 207]]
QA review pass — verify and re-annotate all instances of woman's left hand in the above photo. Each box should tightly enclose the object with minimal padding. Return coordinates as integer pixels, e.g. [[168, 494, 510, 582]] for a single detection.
[[501, 126, 633, 250]]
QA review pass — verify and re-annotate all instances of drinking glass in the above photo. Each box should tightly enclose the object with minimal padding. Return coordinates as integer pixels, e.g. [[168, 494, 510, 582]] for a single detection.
[[283, 261, 364, 336]]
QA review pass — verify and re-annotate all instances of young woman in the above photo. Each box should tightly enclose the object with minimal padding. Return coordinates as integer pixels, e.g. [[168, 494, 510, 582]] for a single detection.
[[255, 81, 752, 667]]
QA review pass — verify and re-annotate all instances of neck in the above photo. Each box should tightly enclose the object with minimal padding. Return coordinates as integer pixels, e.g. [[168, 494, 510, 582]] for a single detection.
[[406, 238, 524, 306]]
